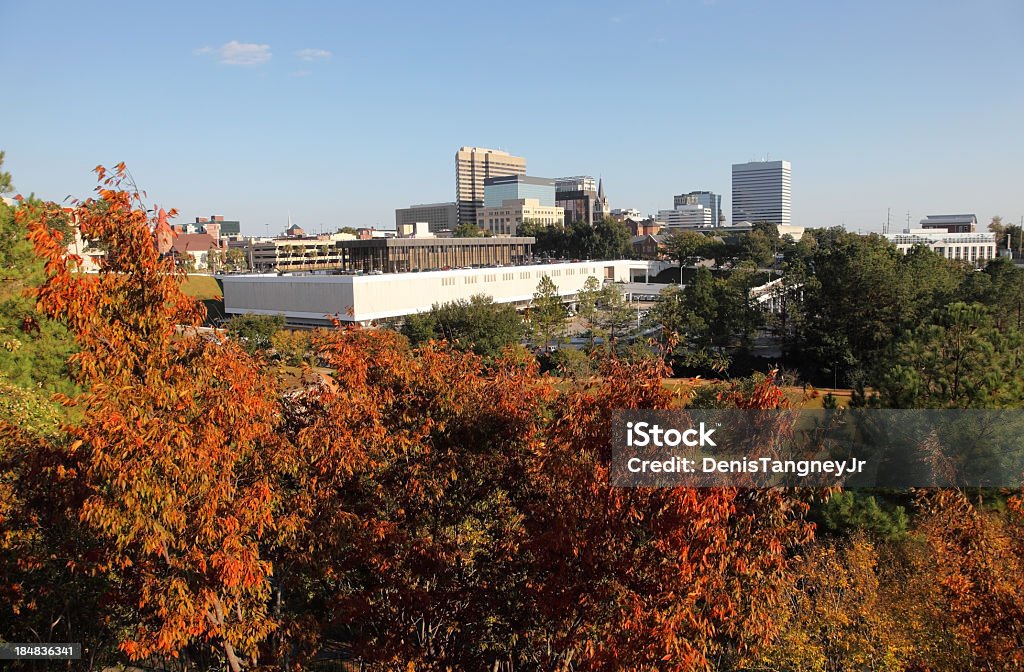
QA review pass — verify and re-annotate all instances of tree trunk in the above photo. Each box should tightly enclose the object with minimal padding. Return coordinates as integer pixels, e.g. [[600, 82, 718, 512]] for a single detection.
[[223, 640, 243, 672]]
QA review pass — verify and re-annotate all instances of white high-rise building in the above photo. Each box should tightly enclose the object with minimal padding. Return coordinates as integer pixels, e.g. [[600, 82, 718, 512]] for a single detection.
[[657, 205, 713, 229], [731, 160, 791, 226]]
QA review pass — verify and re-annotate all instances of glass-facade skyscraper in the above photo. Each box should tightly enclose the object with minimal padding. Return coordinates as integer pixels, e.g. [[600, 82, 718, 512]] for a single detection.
[[484, 175, 556, 208]]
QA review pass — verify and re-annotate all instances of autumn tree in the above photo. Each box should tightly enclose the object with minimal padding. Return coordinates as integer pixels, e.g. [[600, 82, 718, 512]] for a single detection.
[[520, 366, 812, 670], [917, 489, 1024, 668], [759, 532, 966, 671], [18, 166, 288, 670]]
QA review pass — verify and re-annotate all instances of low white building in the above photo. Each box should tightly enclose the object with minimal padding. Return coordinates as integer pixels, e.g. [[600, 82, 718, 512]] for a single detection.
[[220, 259, 670, 326], [657, 205, 713, 229], [885, 229, 996, 267]]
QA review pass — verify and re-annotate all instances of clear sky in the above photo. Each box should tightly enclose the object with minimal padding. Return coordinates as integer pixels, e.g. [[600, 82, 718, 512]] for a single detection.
[[2, 0, 1021, 235]]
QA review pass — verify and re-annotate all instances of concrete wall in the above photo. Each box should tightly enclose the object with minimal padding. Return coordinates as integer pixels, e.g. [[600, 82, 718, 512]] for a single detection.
[[221, 260, 665, 325]]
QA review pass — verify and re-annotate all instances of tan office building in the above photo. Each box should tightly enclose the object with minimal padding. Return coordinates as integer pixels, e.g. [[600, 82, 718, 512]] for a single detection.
[[477, 199, 566, 236], [456, 146, 526, 226]]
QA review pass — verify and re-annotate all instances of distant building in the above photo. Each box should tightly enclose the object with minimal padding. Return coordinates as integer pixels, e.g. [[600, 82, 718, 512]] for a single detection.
[[397, 221, 436, 238], [555, 176, 609, 226], [477, 198, 565, 236], [611, 208, 644, 223], [333, 236, 534, 273], [250, 234, 531, 274], [484, 175, 555, 207], [632, 234, 668, 259], [171, 233, 224, 270], [357, 227, 397, 240], [456, 146, 527, 226], [732, 160, 791, 226], [395, 202, 459, 233], [251, 232, 357, 272], [919, 214, 977, 233], [285, 223, 306, 237], [154, 208, 174, 256], [194, 215, 241, 238], [658, 205, 714, 229], [885, 229, 995, 267], [628, 218, 663, 237], [674, 191, 722, 227], [69, 227, 106, 272], [221, 258, 661, 326]]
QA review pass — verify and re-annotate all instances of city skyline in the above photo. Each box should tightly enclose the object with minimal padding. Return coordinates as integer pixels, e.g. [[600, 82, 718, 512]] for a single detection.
[[2, 0, 1022, 235]]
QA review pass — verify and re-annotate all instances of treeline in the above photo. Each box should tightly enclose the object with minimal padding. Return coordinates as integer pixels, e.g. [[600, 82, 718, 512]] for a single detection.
[[656, 225, 1024, 408], [519, 217, 634, 260], [2, 170, 1024, 671]]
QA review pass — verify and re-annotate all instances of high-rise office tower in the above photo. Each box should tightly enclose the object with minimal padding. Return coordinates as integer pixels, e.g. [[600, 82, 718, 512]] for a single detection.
[[455, 146, 527, 226], [731, 160, 791, 226]]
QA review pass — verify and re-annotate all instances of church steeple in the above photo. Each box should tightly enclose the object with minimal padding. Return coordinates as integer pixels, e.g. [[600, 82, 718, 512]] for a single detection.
[[154, 207, 175, 255], [597, 177, 605, 201]]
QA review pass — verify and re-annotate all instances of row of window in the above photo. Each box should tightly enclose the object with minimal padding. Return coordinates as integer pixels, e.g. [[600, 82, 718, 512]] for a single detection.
[[435, 266, 604, 287]]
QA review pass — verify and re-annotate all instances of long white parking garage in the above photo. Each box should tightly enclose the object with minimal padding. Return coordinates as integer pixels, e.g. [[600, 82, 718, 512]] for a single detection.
[[219, 260, 671, 326]]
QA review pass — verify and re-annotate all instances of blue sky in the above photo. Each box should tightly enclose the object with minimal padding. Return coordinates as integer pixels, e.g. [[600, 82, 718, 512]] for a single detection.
[[2, 0, 1021, 235]]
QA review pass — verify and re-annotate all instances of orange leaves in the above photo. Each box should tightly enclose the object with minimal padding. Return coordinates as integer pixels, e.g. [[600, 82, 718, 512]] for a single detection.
[[916, 489, 1024, 668], [12, 166, 284, 665]]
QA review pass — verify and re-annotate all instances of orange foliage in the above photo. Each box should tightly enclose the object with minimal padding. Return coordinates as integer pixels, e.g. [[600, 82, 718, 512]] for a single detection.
[[8, 168, 814, 670], [918, 489, 1024, 667], [19, 167, 286, 670]]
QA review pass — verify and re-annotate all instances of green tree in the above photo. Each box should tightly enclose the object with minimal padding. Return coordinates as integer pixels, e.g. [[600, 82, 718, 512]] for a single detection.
[[530, 275, 566, 349], [589, 217, 633, 259], [575, 275, 603, 348], [0, 170, 77, 395], [0, 150, 12, 194], [225, 247, 248, 271], [648, 284, 689, 348], [877, 302, 1024, 408], [737, 229, 777, 267], [520, 220, 570, 258], [989, 215, 1007, 248], [814, 491, 909, 540], [962, 256, 1024, 332], [225, 313, 286, 353], [664, 229, 710, 265], [793, 231, 919, 387], [682, 266, 717, 347], [453, 221, 490, 237], [400, 294, 524, 358], [592, 283, 636, 350]]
